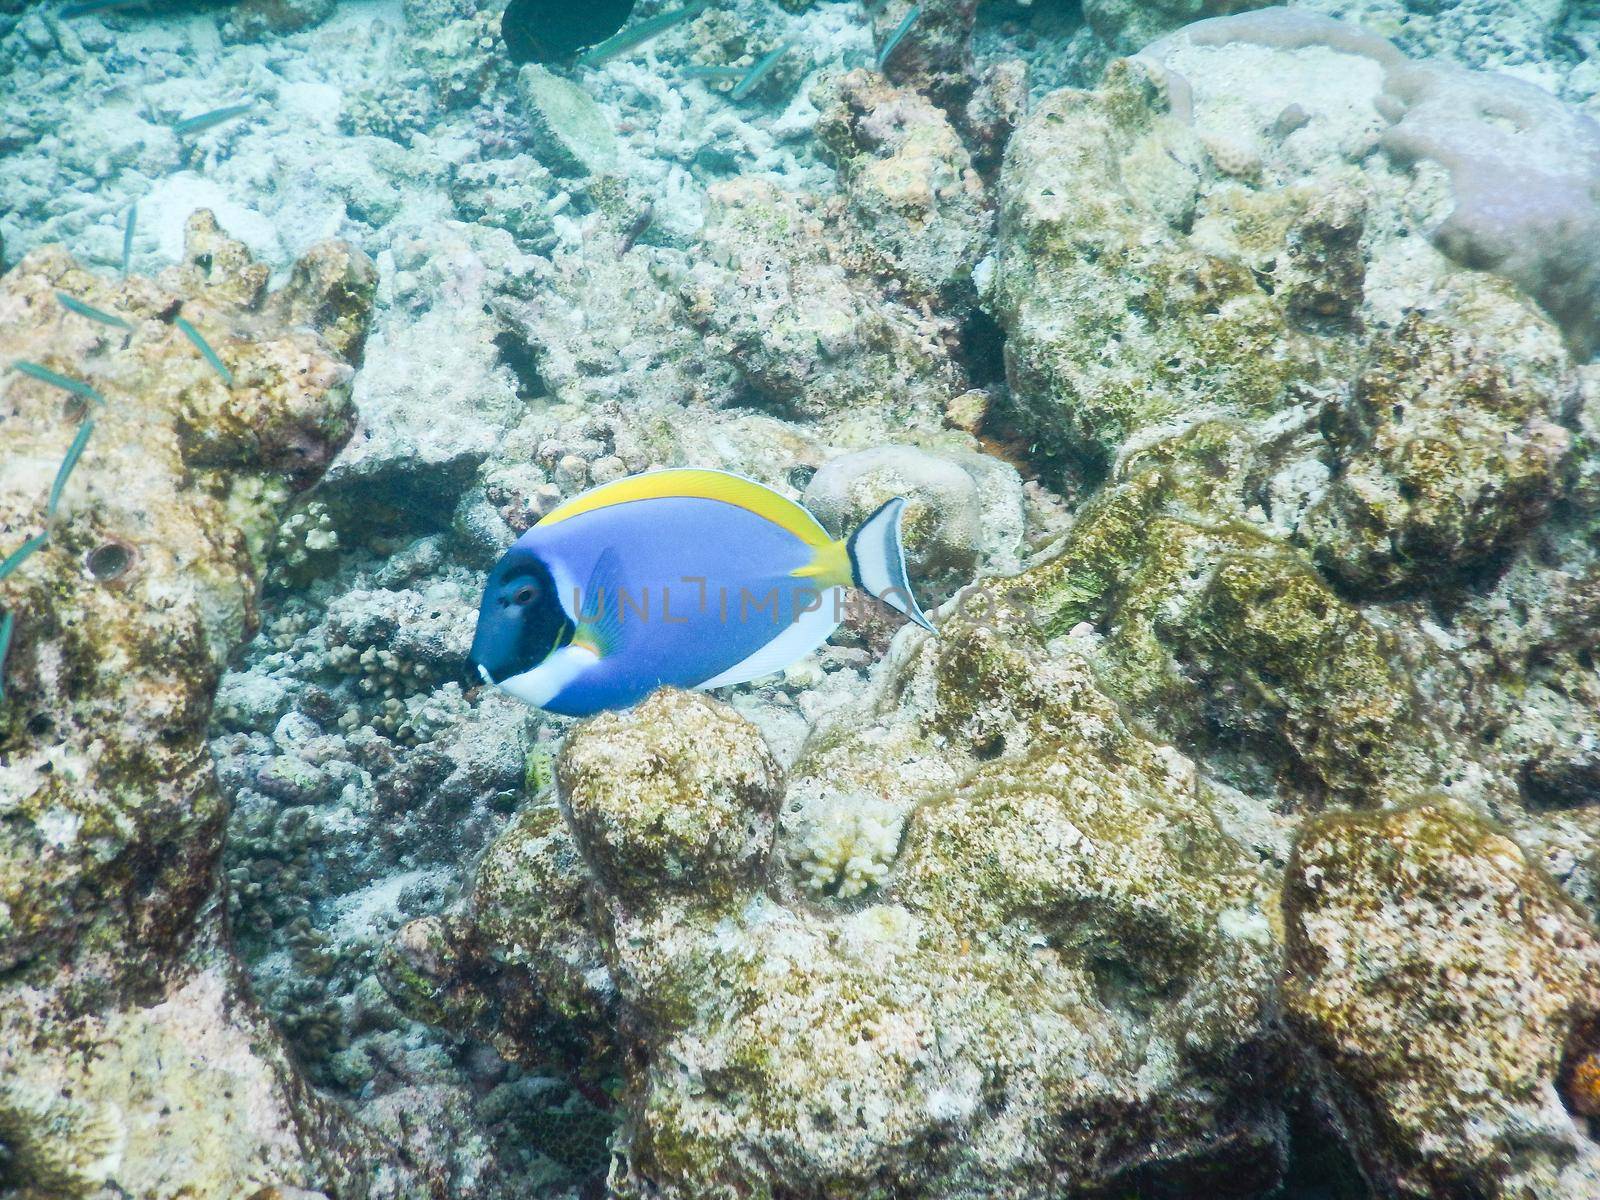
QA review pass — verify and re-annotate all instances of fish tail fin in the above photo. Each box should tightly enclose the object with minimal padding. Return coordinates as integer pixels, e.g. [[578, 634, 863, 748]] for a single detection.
[[847, 498, 936, 633]]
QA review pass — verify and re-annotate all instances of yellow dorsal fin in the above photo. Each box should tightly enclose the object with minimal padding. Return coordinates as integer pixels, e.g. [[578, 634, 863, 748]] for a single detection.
[[539, 468, 833, 546]]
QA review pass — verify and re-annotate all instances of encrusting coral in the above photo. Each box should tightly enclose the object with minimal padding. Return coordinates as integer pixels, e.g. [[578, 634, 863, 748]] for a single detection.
[[449, 621, 1286, 1199], [0, 212, 417, 1198], [404, 9, 1600, 1198], [1286, 801, 1600, 1199]]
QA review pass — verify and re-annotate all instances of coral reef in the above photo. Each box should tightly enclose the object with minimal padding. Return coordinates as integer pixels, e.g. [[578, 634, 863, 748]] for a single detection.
[[1286, 801, 1600, 1198], [419, 10, 1600, 1198], [6, 0, 1600, 1194], [0, 217, 416, 1197], [463, 681, 1283, 1200]]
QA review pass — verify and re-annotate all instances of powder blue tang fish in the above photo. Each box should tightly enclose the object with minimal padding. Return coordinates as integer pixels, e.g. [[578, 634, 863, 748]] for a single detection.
[[469, 468, 934, 716]]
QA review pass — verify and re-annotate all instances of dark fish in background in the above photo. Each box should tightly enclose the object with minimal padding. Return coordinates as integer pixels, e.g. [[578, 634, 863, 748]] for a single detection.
[[501, 0, 635, 65]]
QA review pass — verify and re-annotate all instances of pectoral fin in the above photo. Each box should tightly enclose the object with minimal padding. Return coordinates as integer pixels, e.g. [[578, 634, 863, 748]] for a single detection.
[[572, 546, 628, 659]]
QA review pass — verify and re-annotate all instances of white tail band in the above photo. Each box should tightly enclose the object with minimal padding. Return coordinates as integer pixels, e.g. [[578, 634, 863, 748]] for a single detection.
[[847, 497, 936, 632]]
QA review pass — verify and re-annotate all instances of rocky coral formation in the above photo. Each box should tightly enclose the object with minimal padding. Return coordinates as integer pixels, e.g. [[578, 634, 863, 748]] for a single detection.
[[1083, 0, 1274, 55], [0, 216, 415, 1197], [1300, 313, 1571, 595], [1286, 802, 1600, 1198], [679, 176, 968, 424], [9, 0, 1600, 1193], [461, 680, 1283, 1200], [871, 0, 980, 113], [815, 68, 992, 311], [406, 11, 1600, 1199]]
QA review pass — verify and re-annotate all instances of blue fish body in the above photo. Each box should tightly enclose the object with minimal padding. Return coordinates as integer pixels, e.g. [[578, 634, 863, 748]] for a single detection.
[[469, 468, 934, 717]]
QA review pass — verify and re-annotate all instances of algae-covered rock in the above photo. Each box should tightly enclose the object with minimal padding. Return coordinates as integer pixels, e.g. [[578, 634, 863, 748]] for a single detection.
[[557, 689, 784, 906], [0, 217, 411, 1196], [1301, 313, 1571, 596], [1285, 801, 1600, 1198], [993, 424, 1442, 807], [1084, 0, 1275, 53], [466, 801, 618, 1064], [814, 69, 992, 312], [0, 213, 367, 976], [222, 0, 338, 42], [869, 0, 979, 112], [680, 177, 968, 425], [460, 580, 1288, 1199], [983, 13, 1595, 820], [517, 64, 619, 177], [994, 61, 1309, 477]]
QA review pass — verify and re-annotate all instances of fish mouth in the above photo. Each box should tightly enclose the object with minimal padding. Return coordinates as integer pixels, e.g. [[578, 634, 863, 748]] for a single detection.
[[477, 663, 496, 687]]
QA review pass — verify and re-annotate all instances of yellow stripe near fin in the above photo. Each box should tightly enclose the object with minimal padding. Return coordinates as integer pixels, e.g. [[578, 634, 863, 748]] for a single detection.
[[539, 468, 832, 546], [790, 538, 852, 588]]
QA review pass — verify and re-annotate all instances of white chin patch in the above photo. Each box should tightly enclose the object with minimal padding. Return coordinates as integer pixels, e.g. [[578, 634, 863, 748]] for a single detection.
[[496, 644, 597, 709]]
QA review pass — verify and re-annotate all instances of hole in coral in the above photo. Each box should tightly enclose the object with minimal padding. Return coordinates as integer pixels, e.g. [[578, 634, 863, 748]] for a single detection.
[[86, 540, 135, 582], [958, 306, 1007, 389], [974, 734, 1005, 761], [493, 331, 546, 401], [1278, 1096, 1374, 1199]]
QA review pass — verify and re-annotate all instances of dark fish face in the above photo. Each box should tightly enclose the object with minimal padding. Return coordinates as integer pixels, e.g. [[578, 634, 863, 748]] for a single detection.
[[501, 0, 635, 65], [470, 547, 573, 687]]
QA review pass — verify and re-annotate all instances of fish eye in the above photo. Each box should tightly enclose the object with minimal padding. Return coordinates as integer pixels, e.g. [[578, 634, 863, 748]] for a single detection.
[[512, 584, 538, 606]]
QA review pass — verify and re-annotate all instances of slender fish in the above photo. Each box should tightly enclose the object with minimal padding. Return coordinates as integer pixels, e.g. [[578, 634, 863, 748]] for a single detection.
[[0, 609, 14, 703], [173, 102, 253, 137], [174, 316, 234, 386], [57, 292, 131, 330], [731, 40, 792, 101], [620, 203, 655, 254], [876, 3, 921, 70], [10, 361, 105, 405], [122, 203, 137, 276], [0, 533, 50, 585], [59, 0, 143, 18], [682, 65, 748, 82], [48, 420, 96, 518], [575, 1, 707, 67]]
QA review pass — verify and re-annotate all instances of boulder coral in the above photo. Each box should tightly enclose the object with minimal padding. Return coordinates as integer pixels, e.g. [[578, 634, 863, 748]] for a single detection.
[[1285, 801, 1600, 1198], [0, 213, 411, 1198], [460, 613, 1286, 1199]]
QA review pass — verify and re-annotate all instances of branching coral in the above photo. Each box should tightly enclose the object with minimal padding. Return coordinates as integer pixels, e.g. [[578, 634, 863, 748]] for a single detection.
[[789, 792, 904, 898]]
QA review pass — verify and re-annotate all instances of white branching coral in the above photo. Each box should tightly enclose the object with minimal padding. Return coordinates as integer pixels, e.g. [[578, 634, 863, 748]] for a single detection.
[[272, 501, 340, 583], [792, 794, 904, 899]]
